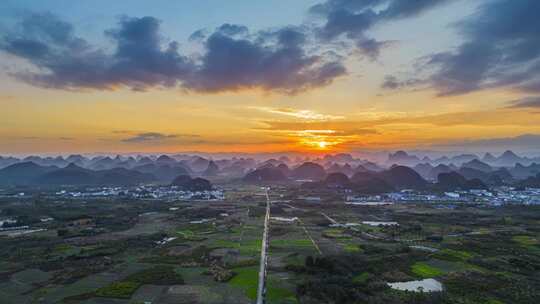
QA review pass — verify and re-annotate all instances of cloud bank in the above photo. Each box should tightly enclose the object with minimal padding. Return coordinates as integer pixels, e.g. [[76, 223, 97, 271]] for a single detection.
[[4, 0, 537, 100], [1, 14, 345, 94], [310, 0, 453, 59], [1, 1, 455, 95], [507, 96, 540, 109], [384, 0, 540, 96]]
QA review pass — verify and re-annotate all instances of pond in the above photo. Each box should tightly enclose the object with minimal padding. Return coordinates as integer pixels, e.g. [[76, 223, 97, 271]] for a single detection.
[[388, 278, 443, 292]]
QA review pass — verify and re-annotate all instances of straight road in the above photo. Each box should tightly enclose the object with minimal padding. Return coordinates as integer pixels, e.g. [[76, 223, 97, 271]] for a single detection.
[[320, 212, 338, 225], [256, 187, 271, 304], [297, 218, 322, 255]]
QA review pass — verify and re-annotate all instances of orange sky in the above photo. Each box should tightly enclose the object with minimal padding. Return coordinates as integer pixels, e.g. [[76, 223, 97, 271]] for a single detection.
[[1, 1, 539, 155], [1, 81, 539, 155]]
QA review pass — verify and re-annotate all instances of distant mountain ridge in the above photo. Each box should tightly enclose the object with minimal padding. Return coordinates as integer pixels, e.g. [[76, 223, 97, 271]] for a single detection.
[[1, 151, 540, 188], [435, 172, 487, 191], [291, 162, 326, 181], [386, 150, 539, 167], [0, 162, 155, 186], [171, 175, 213, 191], [243, 165, 288, 183]]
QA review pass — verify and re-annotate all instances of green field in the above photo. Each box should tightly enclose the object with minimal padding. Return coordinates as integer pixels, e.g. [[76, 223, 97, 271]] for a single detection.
[[411, 262, 445, 278], [1, 187, 540, 304], [433, 249, 474, 262], [229, 266, 259, 300]]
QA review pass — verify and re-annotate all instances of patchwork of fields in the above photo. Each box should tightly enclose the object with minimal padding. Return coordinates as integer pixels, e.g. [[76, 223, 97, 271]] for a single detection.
[[1, 185, 539, 303]]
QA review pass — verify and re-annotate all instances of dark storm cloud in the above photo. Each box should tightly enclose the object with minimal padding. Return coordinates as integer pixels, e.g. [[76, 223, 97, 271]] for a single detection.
[[426, 41, 498, 95], [102, 16, 195, 91], [311, 0, 453, 59], [507, 96, 540, 109], [183, 27, 346, 94], [0, 13, 345, 94], [182, 25, 347, 94], [393, 0, 540, 96], [1, 14, 193, 91]]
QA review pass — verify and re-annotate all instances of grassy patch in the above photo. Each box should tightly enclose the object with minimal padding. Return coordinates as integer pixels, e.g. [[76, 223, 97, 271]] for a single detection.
[[343, 243, 363, 253], [512, 235, 539, 246], [428, 259, 484, 274], [213, 239, 239, 248], [283, 253, 304, 267], [93, 266, 183, 299], [52, 244, 83, 258], [75, 246, 121, 259], [271, 239, 313, 248], [433, 249, 473, 262], [125, 265, 184, 285], [95, 281, 140, 299], [229, 266, 259, 300], [141, 245, 212, 265], [411, 262, 444, 278], [176, 229, 208, 241], [239, 239, 262, 256], [211, 238, 261, 256], [226, 259, 258, 268], [175, 223, 216, 241], [352, 272, 370, 284], [322, 228, 352, 239], [267, 285, 297, 303]]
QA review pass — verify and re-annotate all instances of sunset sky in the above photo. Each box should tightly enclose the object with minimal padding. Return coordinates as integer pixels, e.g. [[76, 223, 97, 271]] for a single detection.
[[1, 0, 540, 155]]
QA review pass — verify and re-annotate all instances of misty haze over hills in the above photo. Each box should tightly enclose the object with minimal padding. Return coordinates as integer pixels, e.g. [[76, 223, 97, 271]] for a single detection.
[[1, 150, 539, 191]]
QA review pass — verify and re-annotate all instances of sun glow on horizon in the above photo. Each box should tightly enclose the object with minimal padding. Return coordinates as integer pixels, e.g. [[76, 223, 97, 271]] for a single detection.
[[293, 129, 348, 151]]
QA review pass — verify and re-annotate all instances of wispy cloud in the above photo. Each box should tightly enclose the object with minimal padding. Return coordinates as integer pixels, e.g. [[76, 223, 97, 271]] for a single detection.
[[0, 14, 345, 95], [309, 0, 452, 59], [507, 96, 540, 109], [252, 107, 345, 121], [386, 0, 540, 96], [112, 130, 134, 134], [257, 109, 540, 131], [121, 132, 199, 143]]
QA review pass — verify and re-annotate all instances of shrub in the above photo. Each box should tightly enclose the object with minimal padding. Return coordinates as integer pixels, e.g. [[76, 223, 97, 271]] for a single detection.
[[94, 266, 184, 299], [95, 281, 140, 299]]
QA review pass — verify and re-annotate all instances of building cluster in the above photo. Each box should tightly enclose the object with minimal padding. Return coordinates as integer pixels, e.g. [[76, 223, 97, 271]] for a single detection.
[[53, 185, 225, 201], [346, 188, 540, 206]]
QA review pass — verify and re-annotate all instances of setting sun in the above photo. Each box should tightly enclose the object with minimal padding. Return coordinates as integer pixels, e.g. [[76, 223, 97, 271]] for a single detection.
[[300, 139, 339, 151]]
